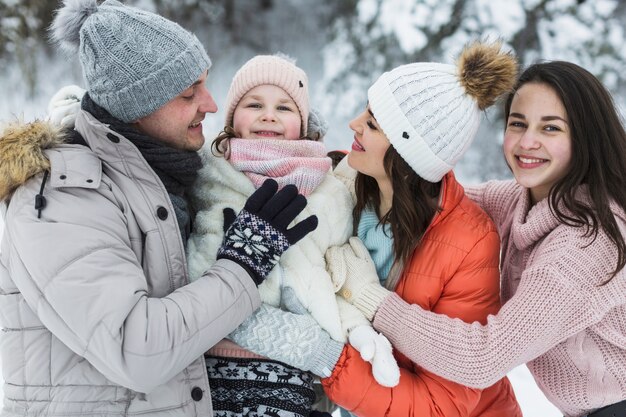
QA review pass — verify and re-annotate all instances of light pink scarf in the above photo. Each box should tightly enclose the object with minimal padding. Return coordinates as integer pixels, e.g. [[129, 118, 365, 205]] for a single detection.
[[228, 138, 332, 196]]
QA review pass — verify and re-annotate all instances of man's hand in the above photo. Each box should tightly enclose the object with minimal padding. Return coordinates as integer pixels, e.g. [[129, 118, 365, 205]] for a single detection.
[[218, 179, 318, 285]]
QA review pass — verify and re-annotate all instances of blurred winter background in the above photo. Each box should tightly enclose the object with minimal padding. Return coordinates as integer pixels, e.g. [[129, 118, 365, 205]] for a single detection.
[[2, 0, 626, 415]]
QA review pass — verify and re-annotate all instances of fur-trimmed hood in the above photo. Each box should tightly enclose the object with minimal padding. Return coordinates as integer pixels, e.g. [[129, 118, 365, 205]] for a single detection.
[[0, 120, 66, 200]]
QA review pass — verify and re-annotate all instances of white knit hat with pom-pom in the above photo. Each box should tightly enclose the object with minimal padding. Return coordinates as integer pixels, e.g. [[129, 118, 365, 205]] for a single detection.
[[367, 41, 518, 182], [49, 0, 210, 123]]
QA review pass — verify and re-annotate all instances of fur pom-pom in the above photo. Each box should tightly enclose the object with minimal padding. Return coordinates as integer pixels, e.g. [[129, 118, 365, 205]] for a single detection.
[[306, 108, 328, 142], [457, 41, 518, 110], [49, 0, 99, 53], [0, 120, 66, 200]]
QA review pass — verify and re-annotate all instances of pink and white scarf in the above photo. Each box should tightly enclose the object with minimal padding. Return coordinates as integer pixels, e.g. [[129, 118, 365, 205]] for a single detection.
[[228, 138, 332, 196]]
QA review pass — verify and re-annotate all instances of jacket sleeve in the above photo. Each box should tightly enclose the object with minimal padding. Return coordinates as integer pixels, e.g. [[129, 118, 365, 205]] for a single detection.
[[3, 181, 261, 393], [321, 231, 505, 417], [322, 345, 481, 417]]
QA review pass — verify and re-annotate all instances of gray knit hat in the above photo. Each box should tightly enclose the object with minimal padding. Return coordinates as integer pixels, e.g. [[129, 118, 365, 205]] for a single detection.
[[367, 41, 517, 182], [50, 0, 211, 123]]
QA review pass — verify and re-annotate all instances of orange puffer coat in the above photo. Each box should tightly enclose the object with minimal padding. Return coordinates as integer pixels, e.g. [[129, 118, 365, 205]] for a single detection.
[[322, 172, 522, 417]]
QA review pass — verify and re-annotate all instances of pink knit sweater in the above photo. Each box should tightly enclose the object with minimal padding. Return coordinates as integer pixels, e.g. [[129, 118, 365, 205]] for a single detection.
[[373, 180, 626, 417]]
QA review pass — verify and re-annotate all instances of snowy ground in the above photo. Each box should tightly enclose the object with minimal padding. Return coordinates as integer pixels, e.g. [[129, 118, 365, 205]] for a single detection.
[[508, 366, 560, 416]]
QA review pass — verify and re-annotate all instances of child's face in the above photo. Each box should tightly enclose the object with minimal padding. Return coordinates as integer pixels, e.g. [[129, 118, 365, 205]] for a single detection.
[[233, 85, 302, 140]]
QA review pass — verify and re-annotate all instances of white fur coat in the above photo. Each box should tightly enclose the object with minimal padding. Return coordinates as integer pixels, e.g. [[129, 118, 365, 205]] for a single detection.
[[187, 150, 368, 342]]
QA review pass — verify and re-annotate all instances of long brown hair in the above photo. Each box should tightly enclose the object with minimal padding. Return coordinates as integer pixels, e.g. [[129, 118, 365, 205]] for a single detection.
[[504, 61, 626, 279], [353, 146, 441, 268]]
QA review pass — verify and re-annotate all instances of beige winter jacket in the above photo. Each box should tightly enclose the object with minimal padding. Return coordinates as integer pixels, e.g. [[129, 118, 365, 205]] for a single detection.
[[0, 110, 261, 416]]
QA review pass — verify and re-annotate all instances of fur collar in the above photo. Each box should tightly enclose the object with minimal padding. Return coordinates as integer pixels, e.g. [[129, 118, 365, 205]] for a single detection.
[[0, 120, 66, 200]]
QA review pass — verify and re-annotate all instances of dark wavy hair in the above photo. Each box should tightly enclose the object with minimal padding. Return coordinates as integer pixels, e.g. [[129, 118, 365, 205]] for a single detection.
[[504, 61, 626, 279], [353, 147, 441, 269]]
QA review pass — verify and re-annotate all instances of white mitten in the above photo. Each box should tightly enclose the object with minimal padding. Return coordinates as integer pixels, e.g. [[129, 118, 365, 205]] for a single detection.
[[348, 325, 378, 362], [47, 85, 86, 128], [326, 237, 391, 320], [349, 325, 400, 387], [370, 332, 400, 387]]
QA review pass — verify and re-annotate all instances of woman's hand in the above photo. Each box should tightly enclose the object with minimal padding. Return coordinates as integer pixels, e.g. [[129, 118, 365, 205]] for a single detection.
[[326, 237, 391, 320]]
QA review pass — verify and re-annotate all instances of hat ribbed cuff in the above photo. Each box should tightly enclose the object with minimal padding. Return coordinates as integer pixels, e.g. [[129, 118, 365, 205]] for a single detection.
[[95, 38, 211, 122], [353, 284, 391, 322], [367, 74, 453, 182]]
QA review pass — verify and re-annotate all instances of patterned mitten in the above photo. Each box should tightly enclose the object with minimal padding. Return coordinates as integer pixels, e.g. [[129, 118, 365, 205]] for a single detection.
[[229, 287, 344, 378], [348, 325, 400, 387], [218, 179, 318, 285]]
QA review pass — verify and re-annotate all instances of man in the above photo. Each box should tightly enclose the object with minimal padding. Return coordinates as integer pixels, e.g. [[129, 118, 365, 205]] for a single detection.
[[0, 0, 316, 416]]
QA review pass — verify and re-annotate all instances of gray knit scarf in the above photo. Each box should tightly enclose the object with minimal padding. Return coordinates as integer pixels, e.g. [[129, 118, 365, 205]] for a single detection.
[[77, 94, 202, 243]]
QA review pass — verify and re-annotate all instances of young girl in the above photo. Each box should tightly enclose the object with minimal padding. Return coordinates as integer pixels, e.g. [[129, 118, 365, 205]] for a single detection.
[[186, 54, 399, 417], [334, 60, 626, 417]]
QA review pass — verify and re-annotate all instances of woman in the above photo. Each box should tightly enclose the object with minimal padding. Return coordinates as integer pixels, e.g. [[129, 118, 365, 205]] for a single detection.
[[336, 60, 626, 417], [319, 41, 522, 417]]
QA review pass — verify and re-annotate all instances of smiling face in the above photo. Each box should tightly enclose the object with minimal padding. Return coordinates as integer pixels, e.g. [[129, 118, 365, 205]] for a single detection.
[[232, 84, 302, 140], [133, 70, 216, 152], [503, 82, 573, 204], [347, 106, 391, 182]]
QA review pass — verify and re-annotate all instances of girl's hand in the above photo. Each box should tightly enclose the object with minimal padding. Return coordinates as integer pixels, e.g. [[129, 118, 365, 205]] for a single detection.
[[218, 179, 318, 285], [348, 324, 400, 387]]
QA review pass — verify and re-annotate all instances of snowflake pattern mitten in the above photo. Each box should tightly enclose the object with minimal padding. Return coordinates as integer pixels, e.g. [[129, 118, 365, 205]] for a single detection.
[[217, 179, 318, 285]]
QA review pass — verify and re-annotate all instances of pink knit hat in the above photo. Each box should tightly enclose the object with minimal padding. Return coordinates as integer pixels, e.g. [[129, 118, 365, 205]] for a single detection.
[[224, 54, 309, 136]]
